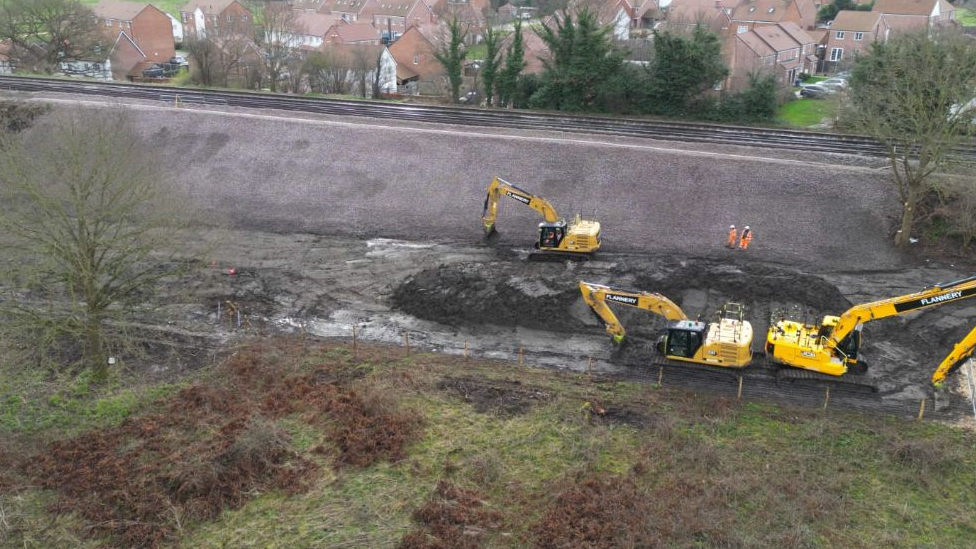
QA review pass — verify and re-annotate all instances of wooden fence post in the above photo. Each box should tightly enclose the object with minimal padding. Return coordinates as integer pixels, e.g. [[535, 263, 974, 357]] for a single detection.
[[917, 398, 926, 421], [352, 325, 358, 360], [737, 376, 743, 401], [823, 387, 830, 410], [518, 346, 524, 367], [657, 366, 663, 387]]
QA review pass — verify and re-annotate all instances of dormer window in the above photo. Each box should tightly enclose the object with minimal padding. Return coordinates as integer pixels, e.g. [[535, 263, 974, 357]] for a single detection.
[[767, 7, 774, 13], [748, 6, 755, 12]]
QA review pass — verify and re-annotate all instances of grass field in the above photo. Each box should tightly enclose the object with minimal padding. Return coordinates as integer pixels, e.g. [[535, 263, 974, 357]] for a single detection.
[[80, 0, 183, 17], [777, 97, 840, 128], [957, 7, 976, 27], [2, 338, 975, 549]]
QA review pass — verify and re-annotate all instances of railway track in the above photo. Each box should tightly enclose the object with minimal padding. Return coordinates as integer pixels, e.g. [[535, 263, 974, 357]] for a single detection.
[[4, 74, 976, 160]]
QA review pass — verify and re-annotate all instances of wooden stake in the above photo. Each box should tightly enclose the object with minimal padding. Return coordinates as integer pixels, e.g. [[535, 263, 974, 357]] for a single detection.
[[737, 376, 743, 401], [403, 332, 410, 353], [657, 366, 664, 386], [917, 398, 926, 421], [587, 357, 593, 379], [463, 340, 469, 359], [352, 325, 358, 360], [518, 346, 524, 367], [823, 386, 830, 410]]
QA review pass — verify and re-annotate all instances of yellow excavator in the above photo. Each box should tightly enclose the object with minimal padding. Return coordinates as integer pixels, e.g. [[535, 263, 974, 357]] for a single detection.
[[932, 324, 976, 388], [579, 281, 753, 368], [482, 177, 601, 259], [766, 274, 976, 377]]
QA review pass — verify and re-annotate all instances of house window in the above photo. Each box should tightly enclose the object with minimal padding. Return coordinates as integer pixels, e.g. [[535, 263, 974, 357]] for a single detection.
[[413, 55, 418, 64], [737, 25, 748, 34], [830, 47, 843, 61], [835, 31, 845, 39], [854, 32, 863, 41]]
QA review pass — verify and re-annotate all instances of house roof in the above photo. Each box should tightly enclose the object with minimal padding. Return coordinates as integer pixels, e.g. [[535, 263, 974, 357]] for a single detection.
[[872, 0, 939, 16], [373, 1, 414, 16], [91, 0, 149, 20], [296, 11, 337, 36], [777, 20, 814, 44], [500, 27, 550, 73], [806, 28, 827, 42], [498, 2, 518, 12], [831, 10, 883, 30], [753, 23, 798, 50], [737, 30, 775, 56], [666, 0, 735, 26], [731, 0, 793, 23], [318, 42, 386, 65], [182, 0, 240, 15], [290, 0, 328, 10], [326, 21, 381, 41], [329, 0, 374, 13]]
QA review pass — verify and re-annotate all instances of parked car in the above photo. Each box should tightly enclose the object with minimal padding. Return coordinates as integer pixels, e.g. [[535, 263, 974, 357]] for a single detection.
[[800, 84, 833, 99], [821, 78, 848, 91], [169, 55, 188, 67]]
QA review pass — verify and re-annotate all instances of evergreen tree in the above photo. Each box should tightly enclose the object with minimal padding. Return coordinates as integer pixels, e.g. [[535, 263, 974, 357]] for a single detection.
[[481, 24, 504, 107], [434, 17, 468, 103], [530, 8, 625, 112], [648, 26, 727, 115], [499, 19, 526, 107]]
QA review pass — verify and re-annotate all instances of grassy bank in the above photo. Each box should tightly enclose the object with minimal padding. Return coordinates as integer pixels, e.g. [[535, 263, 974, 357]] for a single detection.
[[1, 338, 974, 549], [778, 98, 839, 128]]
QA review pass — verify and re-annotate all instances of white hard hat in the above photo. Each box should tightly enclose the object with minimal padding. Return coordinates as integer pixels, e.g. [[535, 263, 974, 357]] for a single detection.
[[745, 226, 750, 230], [730, 225, 735, 228]]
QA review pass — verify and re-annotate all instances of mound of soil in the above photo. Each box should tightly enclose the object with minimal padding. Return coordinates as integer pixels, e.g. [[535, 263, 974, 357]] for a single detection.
[[398, 480, 503, 549], [24, 339, 423, 549], [392, 263, 587, 332], [437, 377, 552, 416]]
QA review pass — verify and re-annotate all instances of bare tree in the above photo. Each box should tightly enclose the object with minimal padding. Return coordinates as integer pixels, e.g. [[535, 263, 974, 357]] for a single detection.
[[846, 29, 976, 247], [256, 2, 306, 92], [186, 18, 257, 88], [0, 109, 192, 381], [0, 0, 101, 73], [350, 45, 383, 98]]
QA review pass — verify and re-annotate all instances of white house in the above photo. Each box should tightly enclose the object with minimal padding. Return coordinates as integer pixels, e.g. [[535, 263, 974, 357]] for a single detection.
[[166, 13, 185, 43]]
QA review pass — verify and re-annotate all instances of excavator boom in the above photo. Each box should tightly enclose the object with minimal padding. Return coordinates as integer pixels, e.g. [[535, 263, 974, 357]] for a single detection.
[[579, 281, 687, 342], [482, 177, 560, 234], [933, 324, 976, 387]]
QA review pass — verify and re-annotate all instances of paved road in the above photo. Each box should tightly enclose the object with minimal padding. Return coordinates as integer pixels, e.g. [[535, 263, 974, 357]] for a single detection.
[[106, 100, 904, 269]]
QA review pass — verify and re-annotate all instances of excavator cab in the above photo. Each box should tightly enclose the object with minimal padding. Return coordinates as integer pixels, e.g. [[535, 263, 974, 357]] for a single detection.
[[659, 320, 707, 358], [537, 222, 566, 250]]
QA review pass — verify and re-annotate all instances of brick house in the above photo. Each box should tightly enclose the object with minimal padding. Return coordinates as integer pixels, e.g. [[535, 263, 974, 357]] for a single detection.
[[498, 27, 550, 74], [287, 11, 338, 48], [180, 0, 254, 40], [316, 43, 398, 93], [664, 0, 735, 36], [323, 0, 381, 23], [91, 1, 175, 63], [871, 0, 956, 36], [371, 0, 437, 41], [323, 21, 384, 44], [824, 10, 889, 70], [729, 21, 816, 90], [388, 24, 443, 93]]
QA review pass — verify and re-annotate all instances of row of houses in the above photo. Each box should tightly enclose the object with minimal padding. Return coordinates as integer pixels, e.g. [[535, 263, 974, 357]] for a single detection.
[[0, 0, 964, 96]]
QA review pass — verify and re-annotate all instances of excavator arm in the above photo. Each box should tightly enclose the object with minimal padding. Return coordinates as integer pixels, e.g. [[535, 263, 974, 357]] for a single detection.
[[482, 176, 561, 235], [932, 324, 976, 387], [579, 281, 687, 343], [826, 275, 976, 356]]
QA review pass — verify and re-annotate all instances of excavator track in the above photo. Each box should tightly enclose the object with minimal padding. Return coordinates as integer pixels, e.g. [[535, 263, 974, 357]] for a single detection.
[[644, 352, 879, 394], [528, 251, 592, 262]]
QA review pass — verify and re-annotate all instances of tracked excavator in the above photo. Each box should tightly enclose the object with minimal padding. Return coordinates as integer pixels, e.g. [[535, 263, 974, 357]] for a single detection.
[[579, 282, 753, 368], [766, 274, 976, 377], [932, 324, 976, 388], [482, 177, 601, 260]]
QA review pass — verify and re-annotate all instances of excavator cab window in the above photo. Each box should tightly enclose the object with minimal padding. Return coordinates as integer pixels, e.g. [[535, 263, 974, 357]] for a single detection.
[[837, 330, 861, 359], [666, 324, 705, 358], [538, 224, 565, 249]]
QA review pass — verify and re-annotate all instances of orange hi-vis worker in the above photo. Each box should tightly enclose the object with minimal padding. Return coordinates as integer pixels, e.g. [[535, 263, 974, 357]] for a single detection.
[[726, 225, 737, 248], [739, 226, 753, 250]]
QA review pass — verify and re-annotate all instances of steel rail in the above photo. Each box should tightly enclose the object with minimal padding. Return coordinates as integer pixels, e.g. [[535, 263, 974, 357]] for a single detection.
[[4, 75, 975, 160]]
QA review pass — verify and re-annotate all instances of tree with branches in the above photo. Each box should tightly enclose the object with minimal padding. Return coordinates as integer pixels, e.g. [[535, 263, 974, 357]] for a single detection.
[[434, 17, 468, 103], [0, 109, 192, 381], [0, 0, 101, 74], [846, 29, 976, 247], [256, 1, 306, 93], [480, 23, 504, 106], [498, 18, 526, 107]]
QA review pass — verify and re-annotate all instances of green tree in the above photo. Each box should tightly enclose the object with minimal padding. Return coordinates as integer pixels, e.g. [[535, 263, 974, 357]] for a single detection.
[[0, 110, 193, 380], [531, 9, 624, 111], [434, 17, 469, 103], [648, 26, 728, 116], [846, 29, 976, 247], [481, 24, 505, 106], [499, 19, 527, 107], [0, 0, 101, 74]]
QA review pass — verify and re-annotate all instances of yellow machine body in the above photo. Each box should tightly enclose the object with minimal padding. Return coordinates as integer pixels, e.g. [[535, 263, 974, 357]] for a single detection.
[[932, 324, 976, 387]]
